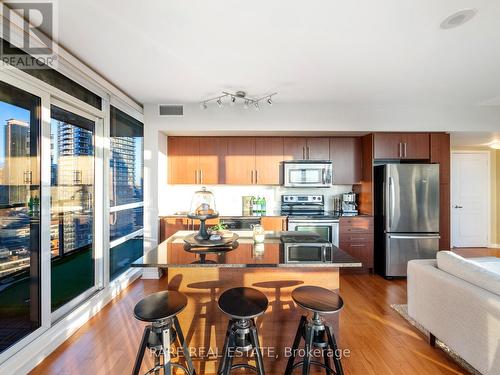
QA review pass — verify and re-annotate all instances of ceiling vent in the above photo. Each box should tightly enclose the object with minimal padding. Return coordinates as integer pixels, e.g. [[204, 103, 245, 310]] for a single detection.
[[159, 104, 183, 116]]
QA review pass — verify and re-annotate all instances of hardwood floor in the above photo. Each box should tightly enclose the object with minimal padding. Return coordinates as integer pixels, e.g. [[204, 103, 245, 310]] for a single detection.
[[29, 271, 473, 375]]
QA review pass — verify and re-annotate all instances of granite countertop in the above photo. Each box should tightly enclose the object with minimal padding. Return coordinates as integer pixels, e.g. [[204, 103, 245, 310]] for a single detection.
[[132, 230, 362, 268]]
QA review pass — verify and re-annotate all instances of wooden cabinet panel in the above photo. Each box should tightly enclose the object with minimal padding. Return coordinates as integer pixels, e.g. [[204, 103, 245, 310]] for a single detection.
[[306, 138, 330, 160], [339, 216, 374, 270], [283, 138, 307, 160], [261, 216, 287, 231], [439, 183, 450, 250], [430, 133, 450, 184], [199, 137, 226, 184], [168, 137, 199, 184], [430, 133, 451, 250], [402, 133, 429, 160], [330, 137, 362, 184], [373, 133, 402, 159], [160, 217, 192, 243], [226, 138, 255, 184], [255, 138, 283, 185]]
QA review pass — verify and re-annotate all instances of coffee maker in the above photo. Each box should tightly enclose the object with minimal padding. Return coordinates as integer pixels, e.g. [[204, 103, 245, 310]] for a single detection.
[[341, 192, 358, 216]]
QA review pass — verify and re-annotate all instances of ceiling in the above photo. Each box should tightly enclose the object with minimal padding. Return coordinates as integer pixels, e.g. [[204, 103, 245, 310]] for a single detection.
[[44, 0, 500, 106]]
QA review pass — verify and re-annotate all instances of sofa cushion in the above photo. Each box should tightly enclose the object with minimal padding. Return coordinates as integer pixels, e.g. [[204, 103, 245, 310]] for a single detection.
[[436, 251, 500, 296]]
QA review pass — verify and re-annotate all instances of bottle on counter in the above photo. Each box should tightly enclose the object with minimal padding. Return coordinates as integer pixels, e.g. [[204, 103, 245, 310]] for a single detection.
[[261, 196, 267, 214], [252, 196, 258, 215]]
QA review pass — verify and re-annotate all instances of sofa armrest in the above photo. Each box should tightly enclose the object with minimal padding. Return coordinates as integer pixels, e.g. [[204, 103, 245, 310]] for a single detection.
[[407, 259, 500, 375]]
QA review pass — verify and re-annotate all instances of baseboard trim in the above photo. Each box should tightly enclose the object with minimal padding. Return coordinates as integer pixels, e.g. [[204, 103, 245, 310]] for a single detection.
[[489, 243, 500, 249], [0, 268, 142, 375]]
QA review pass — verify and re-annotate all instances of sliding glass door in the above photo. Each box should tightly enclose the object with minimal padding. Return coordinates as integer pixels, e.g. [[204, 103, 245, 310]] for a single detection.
[[50, 104, 99, 319], [0, 80, 41, 353]]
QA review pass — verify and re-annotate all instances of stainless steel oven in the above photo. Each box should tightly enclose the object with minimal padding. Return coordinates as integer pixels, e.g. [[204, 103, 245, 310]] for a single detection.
[[288, 219, 339, 247], [282, 160, 333, 188], [284, 242, 333, 263]]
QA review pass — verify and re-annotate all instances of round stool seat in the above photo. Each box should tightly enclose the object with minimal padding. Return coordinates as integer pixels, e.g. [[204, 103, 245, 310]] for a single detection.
[[292, 286, 343, 314], [134, 291, 187, 322], [218, 287, 268, 319]]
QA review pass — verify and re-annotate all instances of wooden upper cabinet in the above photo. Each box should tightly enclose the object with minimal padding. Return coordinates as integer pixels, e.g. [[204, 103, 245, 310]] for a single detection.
[[374, 133, 430, 160], [226, 138, 255, 184], [168, 137, 199, 184], [306, 138, 330, 160], [283, 138, 307, 160], [198, 137, 227, 184], [168, 137, 226, 184], [402, 133, 430, 160], [255, 138, 283, 185], [373, 133, 403, 159], [330, 137, 362, 184]]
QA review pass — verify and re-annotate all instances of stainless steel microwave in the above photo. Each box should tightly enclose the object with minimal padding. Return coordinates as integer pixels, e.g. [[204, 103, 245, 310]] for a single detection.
[[281, 160, 333, 188], [283, 242, 333, 263]]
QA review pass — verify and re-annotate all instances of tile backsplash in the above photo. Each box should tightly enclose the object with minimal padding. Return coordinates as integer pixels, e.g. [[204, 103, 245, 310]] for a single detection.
[[159, 185, 354, 216]]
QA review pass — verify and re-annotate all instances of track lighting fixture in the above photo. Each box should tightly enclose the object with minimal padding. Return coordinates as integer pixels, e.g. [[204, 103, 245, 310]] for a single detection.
[[199, 90, 277, 111]]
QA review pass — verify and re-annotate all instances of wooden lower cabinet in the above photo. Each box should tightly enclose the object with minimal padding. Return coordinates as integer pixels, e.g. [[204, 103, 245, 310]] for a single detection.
[[159, 216, 219, 243], [339, 216, 374, 271], [261, 216, 287, 231]]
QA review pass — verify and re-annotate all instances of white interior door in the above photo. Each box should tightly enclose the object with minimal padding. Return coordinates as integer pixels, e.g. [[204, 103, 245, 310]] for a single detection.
[[451, 152, 490, 247]]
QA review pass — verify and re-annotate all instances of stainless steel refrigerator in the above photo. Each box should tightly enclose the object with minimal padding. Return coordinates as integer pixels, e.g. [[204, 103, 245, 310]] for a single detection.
[[374, 164, 440, 278]]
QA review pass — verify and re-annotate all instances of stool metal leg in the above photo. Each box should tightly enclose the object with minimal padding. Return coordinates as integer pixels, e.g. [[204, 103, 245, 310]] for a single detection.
[[249, 324, 265, 375], [132, 326, 151, 375], [162, 325, 171, 375], [223, 332, 236, 375], [285, 315, 307, 375], [174, 316, 196, 375], [218, 320, 233, 375], [322, 347, 332, 375], [326, 326, 344, 375], [302, 323, 314, 375]]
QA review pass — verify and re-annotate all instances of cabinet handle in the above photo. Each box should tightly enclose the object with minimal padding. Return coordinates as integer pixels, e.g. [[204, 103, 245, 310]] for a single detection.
[[350, 244, 366, 248], [398, 143, 402, 158], [307, 146, 310, 160], [255, 169, 258, 184], [302, 147, 305, 159], [404, 143, 407, 158], [251, 170, 254, 184], [195, 170, 198, 184], [200, 169, 203, 184]]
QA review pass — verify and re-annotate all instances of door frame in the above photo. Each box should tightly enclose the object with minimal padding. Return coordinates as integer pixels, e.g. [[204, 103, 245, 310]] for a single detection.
[[451, 150, 491, 248]]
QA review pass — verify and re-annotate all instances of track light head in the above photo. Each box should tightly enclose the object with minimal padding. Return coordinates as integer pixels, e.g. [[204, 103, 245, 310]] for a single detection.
[[231, 96, 236, 103], [200, 102, 208, 110], [217, 98, 222, 107], [267, 97, 273, 105]]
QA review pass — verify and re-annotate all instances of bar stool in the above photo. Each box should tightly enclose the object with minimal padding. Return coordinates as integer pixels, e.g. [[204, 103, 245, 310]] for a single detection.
[[285, 286, 344, 375], [217, 287, 268, 375], [132, 291, 196, 375]]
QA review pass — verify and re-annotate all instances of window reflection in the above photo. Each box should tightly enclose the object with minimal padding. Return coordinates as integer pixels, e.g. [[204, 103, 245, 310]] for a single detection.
[[0, 80, 41, 353], [50, 105, 95, 312]]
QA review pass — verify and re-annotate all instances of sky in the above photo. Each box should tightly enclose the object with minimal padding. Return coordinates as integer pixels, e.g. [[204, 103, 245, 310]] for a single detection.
[[0, 101, 31, 166]]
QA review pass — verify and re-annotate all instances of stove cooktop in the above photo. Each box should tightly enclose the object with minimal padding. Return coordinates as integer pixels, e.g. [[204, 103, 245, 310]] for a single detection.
[[280, 210, 341, 219]]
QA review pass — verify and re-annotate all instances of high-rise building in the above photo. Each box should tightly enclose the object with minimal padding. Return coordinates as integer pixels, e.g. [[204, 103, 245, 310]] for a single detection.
[[110, 136, 137, 238], [1, 119, 30, 205], [55, 122, 94, 252]]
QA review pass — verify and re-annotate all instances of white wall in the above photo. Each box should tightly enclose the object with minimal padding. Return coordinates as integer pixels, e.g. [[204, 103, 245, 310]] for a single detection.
[[159, 185, 353, 216], [143, 102, 500, 251]]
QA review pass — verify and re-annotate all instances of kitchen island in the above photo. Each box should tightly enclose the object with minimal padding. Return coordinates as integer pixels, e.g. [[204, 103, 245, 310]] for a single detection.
[[132, 231, 361, 374]]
